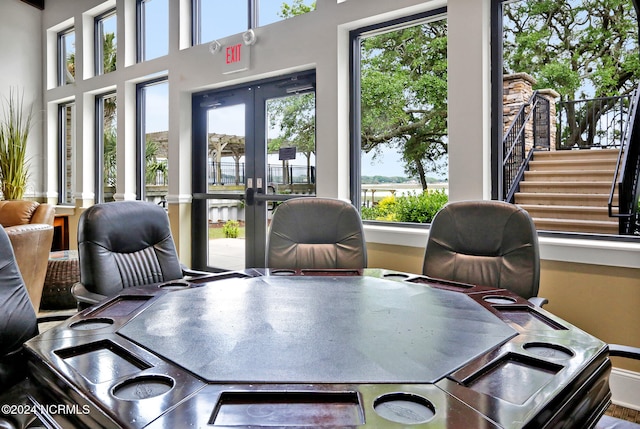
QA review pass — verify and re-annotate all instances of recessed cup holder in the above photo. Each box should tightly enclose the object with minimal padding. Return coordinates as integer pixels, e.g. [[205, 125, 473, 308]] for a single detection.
[[383, 273, 410, 279], [523, 342, 574, 360], [373, 393, 435, 424], [158, 280, 190, 289], [483, 295, 518, 304], [112, 375, 174, 401], [272, 269, 296, 276], [69, 318, 114, 331]]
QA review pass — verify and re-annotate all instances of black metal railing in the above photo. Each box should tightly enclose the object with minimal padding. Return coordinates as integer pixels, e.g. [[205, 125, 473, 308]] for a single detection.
[[608, 84, 640, 235], [207, 161, 315, 186], [557, 94, 632, 150], [503, 92, 551, 202]]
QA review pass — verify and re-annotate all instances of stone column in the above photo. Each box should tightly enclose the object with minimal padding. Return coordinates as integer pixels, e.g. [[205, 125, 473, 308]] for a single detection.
[[503, 73, 559, 154]]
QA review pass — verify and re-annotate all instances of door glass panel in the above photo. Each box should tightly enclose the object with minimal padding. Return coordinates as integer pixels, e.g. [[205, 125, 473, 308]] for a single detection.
[[265, 92, 316, 198], [206, 104, 246, 270]]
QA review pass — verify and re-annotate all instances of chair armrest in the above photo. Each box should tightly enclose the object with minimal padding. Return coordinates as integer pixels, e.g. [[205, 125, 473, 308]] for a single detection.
[[71, 282, 107, 307], [608, 344, 640, 360], [528, 296, 549, 307]]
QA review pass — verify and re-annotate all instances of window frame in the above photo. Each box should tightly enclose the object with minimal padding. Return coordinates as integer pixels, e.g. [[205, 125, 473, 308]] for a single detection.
[[95, 9, 117, 76], [136, 76, 169, 201], [57, 27, 75, 87], [95, 91, 117, 203], [348, 8, 448, 224], [191, 0, 314, 46], [490, 0, 640, 242], [57, 101, 76, 205], [136, 0, 169, 63]]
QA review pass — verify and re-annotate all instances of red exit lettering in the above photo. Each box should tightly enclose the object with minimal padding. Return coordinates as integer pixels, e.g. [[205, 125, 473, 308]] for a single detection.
[[226, 44, 242, 64]]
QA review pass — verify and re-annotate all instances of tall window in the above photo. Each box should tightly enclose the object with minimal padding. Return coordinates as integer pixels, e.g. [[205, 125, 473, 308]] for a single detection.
[[96, 92, 117, 203], [58, 102, 76, 205], [95, 10, 117, 76], [495, 0, 640, 236], [137, 78, 169, 202], [351, 11, 449, 225], [57, 28, 75, 86], [192, 0, 315, 45], [137, 0, 169, 62], [194, 0, 247, 45]]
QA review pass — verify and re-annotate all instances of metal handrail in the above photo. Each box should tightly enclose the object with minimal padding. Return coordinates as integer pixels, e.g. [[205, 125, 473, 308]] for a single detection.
[[608, 84, 640, 234], [503, 91, 550, 202]]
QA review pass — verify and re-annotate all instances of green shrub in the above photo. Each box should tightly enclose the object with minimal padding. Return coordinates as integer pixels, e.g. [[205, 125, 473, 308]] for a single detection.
[[361, 189, 448, 223], [222, 220, 240, 238], [394, 189, 448, 223]]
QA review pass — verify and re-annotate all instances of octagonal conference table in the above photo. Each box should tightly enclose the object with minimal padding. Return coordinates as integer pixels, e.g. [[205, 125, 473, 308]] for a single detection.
[[21, 269, 611, 428]]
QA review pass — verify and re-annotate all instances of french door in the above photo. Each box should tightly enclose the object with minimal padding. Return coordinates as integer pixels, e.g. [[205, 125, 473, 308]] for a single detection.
[[192, 72, 316, 270]]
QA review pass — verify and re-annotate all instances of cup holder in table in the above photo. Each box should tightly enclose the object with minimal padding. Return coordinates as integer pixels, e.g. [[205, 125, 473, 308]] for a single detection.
[[69, 318, 114, 331], [382, 273, 411, 280], [483, 295, 518, 305], [373, 393, 435, 425], [271, 269, 296, 276], [523, 342, 574, 360], [112, 375, 174, 401], [157, 280, 190, 290]]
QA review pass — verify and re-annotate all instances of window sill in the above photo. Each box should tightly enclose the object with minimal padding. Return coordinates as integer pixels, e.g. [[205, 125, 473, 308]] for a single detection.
[[363, 224, 640, 269]]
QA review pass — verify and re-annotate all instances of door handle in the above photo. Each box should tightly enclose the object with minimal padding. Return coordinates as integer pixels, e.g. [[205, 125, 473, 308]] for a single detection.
[[245, 187, 255, 206]]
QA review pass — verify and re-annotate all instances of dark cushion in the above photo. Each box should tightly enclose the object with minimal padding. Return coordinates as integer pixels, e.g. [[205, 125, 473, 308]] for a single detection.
[[423, 200, 540, 299], [267, 198, 367, 269], [78, 201, 183, 298], [0, 227, 38, 390]]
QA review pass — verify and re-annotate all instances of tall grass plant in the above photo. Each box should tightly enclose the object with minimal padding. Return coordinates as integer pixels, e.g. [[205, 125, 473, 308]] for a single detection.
[[0, 89, 33, 200]]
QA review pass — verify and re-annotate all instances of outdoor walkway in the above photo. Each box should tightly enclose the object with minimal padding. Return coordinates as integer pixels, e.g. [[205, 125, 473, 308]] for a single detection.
[[208, 238, 246, 271]]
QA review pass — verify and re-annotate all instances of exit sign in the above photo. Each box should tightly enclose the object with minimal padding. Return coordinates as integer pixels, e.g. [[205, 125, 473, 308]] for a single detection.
[[219, 36, 251, 75]]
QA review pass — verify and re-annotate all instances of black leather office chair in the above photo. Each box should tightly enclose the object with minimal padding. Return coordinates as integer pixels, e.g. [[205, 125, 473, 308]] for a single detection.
[[423, 200, 547, 306], [72, 200, 209, 308], [266, 197, 367, 269], [0, 227, 38, 391]]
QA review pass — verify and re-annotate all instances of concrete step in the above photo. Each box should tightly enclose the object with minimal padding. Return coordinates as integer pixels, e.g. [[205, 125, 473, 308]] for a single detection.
[[532, 148, 619, 161], [528, 158, 617, 171], [531, 217, 619, 234], [519, 181, 612, 194], [523, 170, 615, 182], [515, 192, 616, 206], [519, 204, 617, 221]]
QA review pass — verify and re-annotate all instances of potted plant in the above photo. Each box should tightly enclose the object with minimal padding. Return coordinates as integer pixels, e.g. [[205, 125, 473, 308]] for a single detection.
[[0, 89, 33, 200]]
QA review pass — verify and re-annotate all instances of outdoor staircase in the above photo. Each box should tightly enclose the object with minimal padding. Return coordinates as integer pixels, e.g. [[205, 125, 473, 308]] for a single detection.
[[514, 149, 619, 234]]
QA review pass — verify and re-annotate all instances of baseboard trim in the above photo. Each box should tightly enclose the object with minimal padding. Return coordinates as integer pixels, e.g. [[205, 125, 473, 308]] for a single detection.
[[610, 368, 640, 411]]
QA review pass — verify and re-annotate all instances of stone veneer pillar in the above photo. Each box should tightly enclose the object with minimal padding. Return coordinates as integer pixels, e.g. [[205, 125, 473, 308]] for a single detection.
[[503, 73, 559, 153]]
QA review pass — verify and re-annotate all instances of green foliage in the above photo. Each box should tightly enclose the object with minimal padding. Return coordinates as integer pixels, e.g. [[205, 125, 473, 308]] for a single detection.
[[102, 32, 117, 74], [222, 220, 240, 238], [361, 190, 448, 223], [0, 89, 33, 200], [394, 190, 448, 223], [145, 140, 168, 185], [360, 19, 449, 189], [503, 0, 639, 99], [279, 0, 315, 19], [103, 128, 117, 187]]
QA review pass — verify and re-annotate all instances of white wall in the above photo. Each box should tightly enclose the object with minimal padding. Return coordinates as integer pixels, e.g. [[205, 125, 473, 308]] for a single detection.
[[39, 0, 458, 205], [0, 1, 44, 198]]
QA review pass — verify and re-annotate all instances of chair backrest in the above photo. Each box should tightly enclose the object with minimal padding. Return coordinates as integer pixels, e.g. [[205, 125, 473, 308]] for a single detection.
[[0, 200, 54, 227], [266, 197, 367, 269], [78, 201, 183, 298], [423, 200, 540, 299], [0, 227, 38, 390]]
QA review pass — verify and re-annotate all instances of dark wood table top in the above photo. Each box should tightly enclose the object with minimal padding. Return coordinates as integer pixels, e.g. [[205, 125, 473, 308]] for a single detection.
[[22, 269, 612, 428]]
